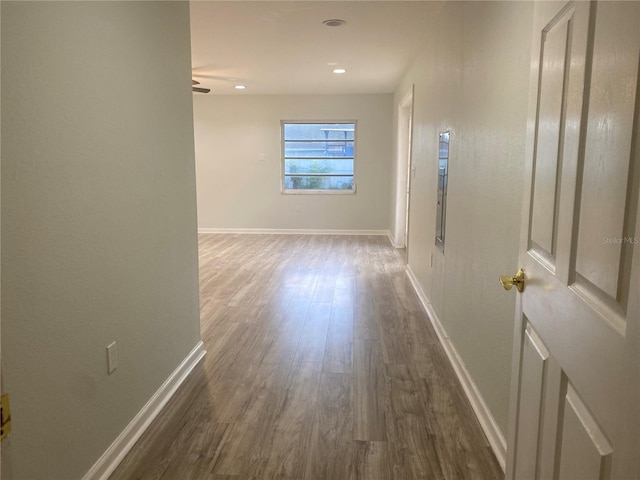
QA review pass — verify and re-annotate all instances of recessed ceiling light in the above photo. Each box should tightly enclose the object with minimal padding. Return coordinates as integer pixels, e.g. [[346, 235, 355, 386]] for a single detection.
[[323, 19, 346, 27], [332, 68, 346, 74], [235, 85, 246, 90]]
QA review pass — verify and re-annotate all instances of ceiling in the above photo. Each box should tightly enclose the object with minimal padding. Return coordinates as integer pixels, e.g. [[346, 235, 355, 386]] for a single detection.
[[189, 1, 444, 95]]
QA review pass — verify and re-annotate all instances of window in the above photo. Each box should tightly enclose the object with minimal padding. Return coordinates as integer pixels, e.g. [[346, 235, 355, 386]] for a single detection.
[[281, 121, 356, 193], [435, 131, 449, 251]]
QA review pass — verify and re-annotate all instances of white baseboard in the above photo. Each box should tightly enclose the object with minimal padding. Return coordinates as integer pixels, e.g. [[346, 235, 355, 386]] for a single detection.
[[82, 341, 207, 480], [405, 266, 507, 471], [387, 232, 405, 248], [198, 227, 390, 236]]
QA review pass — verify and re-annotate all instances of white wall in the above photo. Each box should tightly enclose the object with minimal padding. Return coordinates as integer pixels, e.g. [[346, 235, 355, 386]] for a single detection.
[[1, 2, 201, 478], [393, 1, 533, 438], [194, 94, 393, 231]]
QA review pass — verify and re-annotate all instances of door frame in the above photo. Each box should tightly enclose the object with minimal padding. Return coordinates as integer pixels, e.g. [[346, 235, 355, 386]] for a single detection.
[[393, 86, 414, 250]]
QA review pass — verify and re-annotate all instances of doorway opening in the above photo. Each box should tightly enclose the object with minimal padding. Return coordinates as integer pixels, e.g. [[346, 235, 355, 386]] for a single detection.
[[394, 87, 414, 252]]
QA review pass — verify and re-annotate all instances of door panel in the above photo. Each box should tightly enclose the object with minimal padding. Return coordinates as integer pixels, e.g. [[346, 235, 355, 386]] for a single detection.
[[557, 383, 613, 480], [529, 2, 590, 277], [513, 322, 549, 480], [575, 2, 639, 303], [530, 13, 571, 260], [506, 2, 640, 479]]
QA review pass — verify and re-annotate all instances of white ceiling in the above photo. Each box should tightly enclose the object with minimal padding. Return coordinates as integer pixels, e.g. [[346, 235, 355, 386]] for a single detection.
[[189, 1, 444, 95]]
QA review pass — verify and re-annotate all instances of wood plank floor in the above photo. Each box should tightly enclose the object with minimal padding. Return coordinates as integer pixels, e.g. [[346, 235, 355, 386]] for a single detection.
[[110, 234, 503, 480]]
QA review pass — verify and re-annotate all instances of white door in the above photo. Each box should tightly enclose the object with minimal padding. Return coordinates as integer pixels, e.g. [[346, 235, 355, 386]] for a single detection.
[[505, 2, 640, 479]]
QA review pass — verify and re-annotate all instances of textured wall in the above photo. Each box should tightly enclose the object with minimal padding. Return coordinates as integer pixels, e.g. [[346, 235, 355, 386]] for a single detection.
[[193, 94, 393, 231], [1, 2, 201, 478], [393, 1, 534, 436]]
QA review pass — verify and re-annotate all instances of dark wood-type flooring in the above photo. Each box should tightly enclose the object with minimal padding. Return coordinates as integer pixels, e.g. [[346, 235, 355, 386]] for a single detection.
[[110, 234, 503, 480]]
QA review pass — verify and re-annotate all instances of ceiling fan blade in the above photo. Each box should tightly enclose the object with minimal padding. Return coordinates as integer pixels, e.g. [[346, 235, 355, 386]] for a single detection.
[[192, 87, 211, 93], [192, 80, 200, 85]]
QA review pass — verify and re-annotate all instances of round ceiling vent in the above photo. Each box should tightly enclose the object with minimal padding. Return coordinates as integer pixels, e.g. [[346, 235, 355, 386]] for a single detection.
[[323, 19, 346, 27]]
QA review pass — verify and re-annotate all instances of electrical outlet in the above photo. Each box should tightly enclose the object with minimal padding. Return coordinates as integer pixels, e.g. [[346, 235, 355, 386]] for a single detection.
[[106, 342, 118, 374], [258, 153, 266, 162]]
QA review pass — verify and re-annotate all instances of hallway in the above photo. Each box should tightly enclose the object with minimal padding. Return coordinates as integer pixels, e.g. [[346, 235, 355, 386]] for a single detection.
[[110, 234, 502, 479]]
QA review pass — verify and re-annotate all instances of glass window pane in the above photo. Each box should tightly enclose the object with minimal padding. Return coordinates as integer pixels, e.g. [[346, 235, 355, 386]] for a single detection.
[[284, 123, 355, 141], [284, 159, 354, 175], [284, 141, 354, 158], [284, 176, 353, 190]]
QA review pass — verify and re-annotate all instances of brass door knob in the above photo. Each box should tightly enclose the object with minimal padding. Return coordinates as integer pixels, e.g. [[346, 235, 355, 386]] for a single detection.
[[500, 268, 525, 292]]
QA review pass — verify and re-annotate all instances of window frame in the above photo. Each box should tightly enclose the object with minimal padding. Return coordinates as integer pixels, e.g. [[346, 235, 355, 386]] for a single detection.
[[280, 120, 358, 195]]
